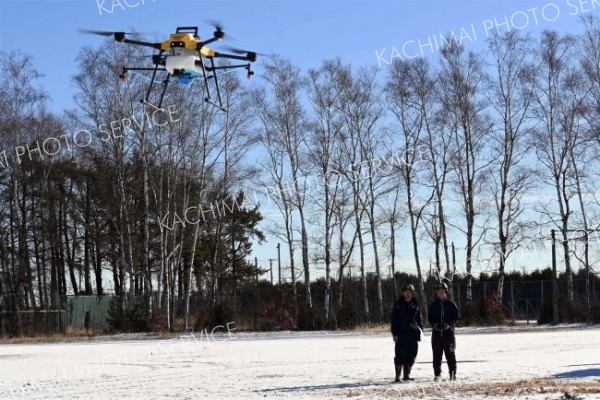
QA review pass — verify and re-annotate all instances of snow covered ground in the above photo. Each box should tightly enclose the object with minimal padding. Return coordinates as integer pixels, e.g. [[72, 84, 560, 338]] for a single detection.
[[1, 325, 599, 399]]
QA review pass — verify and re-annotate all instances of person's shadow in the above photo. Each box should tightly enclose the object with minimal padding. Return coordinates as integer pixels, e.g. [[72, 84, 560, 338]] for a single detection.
[[257, 381, 391, 393], [554, 365, 600, 379]]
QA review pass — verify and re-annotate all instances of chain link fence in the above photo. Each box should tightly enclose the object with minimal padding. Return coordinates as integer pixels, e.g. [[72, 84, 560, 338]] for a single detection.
[[1, 277, 598, 337]]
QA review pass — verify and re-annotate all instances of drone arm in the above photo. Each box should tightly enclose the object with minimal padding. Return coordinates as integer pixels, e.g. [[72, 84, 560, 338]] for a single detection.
[[123, 67, 167, 72], [213, 52, 256, 62], [201, 47, 255, 62], [200, 37, 220, 47], [207, 63, 251, 71]]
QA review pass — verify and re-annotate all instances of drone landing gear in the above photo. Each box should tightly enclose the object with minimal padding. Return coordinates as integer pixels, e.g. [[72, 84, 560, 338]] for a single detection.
[[204, 97, 227, 112], [120, 62, 170, 110], [119, 55, 253, 112]]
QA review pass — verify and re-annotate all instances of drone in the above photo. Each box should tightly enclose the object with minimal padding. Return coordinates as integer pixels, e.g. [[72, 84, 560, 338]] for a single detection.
[[81, 24, 262, 111]]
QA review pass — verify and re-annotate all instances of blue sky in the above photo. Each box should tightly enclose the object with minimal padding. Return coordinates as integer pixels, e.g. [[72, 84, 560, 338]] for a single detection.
[[1, 0, 596, 112], [0, 0, 598, 280]]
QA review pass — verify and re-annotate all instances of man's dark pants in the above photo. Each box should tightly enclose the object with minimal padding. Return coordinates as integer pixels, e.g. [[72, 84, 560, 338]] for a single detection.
[[394, 335, 418, 366], [431, 330, 456, 376]]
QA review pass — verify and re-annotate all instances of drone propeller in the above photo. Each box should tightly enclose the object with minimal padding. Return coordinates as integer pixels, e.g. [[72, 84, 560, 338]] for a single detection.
[[79, 29, 161, 49], [206, 20, 224, 32], [79, 29, 121, 36], [204, 20, 231, 40], [222, 46, 269, 56], [79, 29, 140, 42]]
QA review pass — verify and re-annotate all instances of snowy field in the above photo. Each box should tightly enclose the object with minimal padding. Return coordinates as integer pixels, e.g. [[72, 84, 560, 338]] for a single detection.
[[1, 325, 599, 399]]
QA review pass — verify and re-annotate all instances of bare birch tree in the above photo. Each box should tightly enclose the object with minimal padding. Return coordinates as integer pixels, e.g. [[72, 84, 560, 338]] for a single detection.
[[532, 31, 582, 302], [439, 43, 493, 302], [485, 32, 536, 301]]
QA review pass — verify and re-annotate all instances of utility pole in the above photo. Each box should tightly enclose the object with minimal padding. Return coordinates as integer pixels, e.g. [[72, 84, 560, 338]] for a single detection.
[[429, 260, 432, 279], [255, 256, 260, 331], [277, 243, 281, 285], [551, 229, 558, 325], [585, 230, 591, 320], [452, 242, 456, 275], [450, 241, 456, 300], [269, 259, 274, 285], [232, 227, 236, 314]]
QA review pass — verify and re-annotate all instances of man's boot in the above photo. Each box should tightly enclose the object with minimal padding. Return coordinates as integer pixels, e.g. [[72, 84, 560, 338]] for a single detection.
[[394, 364, 402, 382], [402, 365, 414, 381]]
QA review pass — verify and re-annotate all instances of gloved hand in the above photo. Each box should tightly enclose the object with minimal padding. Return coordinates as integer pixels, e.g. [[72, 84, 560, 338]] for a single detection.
[[393, 336, 398, 343], [433, 323, 440, 330], [442, 323, 450, 330]]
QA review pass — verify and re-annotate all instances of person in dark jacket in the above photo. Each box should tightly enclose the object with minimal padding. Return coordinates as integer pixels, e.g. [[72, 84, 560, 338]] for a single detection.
[[428, 282, 459, 381], [390, 284, 423, 382]]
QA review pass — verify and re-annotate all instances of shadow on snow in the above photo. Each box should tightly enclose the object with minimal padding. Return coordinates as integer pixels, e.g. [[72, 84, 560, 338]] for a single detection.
[[258, 381, 391, 393], [554, 368, 600, 379]]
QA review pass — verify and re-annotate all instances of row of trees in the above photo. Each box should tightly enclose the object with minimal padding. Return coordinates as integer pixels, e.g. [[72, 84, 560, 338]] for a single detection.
[[0, 41, 265, 333], [253, 18, 600, 326], [1, 17, 600, 333]]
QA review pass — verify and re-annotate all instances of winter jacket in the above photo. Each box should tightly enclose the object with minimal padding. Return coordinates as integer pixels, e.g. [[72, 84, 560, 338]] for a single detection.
[[427, 298, 460, 332], [391, 297, 423, 341]]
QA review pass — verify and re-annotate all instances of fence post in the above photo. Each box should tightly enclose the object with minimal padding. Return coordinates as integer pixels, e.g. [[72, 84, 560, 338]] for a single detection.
[[551, 229, 559, 325], [510, 281, 514, 322]]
